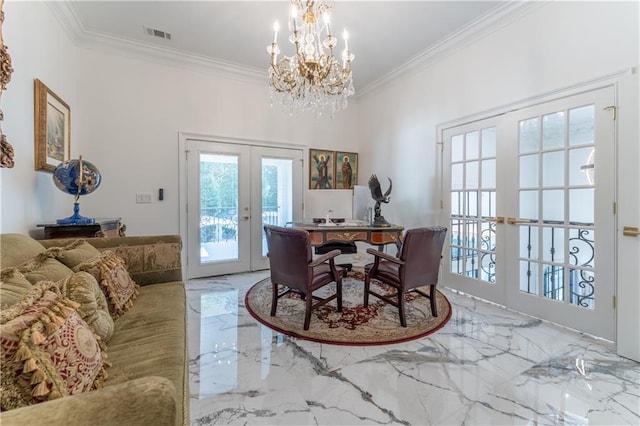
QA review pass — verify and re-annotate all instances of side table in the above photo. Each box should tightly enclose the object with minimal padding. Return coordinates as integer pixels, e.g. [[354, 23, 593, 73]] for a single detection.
[[37, 218, 125, 239]]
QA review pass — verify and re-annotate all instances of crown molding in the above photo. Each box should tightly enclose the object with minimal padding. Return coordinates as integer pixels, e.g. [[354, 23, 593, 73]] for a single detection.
[[46, 1, 265, 82], [46, 0, 84, 40], [47, 1, 544, 95], [355, 1, 545, 99]]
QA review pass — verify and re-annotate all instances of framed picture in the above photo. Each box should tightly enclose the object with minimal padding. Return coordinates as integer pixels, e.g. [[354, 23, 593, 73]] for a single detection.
[[335, 151, 358, 189], [34, 79, 70, 172], [309, 149, 335, 189]]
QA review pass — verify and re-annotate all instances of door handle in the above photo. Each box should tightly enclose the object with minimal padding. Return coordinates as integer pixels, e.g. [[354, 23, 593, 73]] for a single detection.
[[241, 216, 250, 221], [507, 217, 534, 225], [623, 226, 640, 237], [486, 217, 505, 224]]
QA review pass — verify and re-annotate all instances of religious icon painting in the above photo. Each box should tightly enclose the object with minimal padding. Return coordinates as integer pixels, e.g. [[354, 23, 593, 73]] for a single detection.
[[309, 149, 335, 189], [335, 151, 358, 189]]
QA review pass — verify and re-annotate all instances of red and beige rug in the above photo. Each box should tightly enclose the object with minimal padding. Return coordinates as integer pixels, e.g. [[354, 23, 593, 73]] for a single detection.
[[245, 270, 452, 346]]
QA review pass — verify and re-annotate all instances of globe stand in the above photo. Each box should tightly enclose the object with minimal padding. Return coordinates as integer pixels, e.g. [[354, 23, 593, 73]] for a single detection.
[[57, 202, 95, 225]]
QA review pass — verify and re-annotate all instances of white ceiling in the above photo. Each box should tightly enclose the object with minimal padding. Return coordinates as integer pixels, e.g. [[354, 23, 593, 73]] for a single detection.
[[61, 1, 522, 93]]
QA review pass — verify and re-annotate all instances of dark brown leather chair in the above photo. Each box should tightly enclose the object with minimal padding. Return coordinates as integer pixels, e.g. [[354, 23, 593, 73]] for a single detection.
[[264, 225, 343, 330], [364, 226, 447, 327]]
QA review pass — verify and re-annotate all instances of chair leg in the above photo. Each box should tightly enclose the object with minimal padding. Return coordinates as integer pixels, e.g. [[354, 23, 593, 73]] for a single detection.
[[270, 283, 278, 316], [398, 291, 407, 327], [303, 293, 313, 330], [430, 285, 438, 317], [364, 275, 371, 307], [336, 278, 343, 312]]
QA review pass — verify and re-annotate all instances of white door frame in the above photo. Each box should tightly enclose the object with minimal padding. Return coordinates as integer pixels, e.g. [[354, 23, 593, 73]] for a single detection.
[[178, 132, 304, 278], [616, 73, 640, 361]]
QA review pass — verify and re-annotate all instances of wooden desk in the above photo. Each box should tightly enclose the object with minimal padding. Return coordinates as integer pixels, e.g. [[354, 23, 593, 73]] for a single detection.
[[289, 222, 404, 252], [37, 218, 125, 239]]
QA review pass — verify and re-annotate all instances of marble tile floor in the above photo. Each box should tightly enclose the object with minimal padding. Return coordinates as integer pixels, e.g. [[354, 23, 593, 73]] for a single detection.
[[187, 271, 640, 425]]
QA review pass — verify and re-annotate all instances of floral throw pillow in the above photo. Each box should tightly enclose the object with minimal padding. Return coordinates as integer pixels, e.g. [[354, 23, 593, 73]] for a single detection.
[[0, 281, 108, 410], [72, 251, 139, 319]]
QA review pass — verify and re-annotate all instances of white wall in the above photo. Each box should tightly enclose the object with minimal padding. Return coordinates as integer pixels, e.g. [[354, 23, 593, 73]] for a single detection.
[[73, 48, 358, 236], [1, 1, 79, 236], [357, 1, 639, 229]]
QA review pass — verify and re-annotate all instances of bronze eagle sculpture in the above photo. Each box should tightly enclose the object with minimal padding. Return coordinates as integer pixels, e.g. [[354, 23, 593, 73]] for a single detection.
[[368, 174, 392, 226]]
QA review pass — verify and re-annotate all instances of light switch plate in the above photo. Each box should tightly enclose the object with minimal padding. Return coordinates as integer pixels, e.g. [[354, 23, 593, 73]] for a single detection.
[[136, 193, 152, 203]]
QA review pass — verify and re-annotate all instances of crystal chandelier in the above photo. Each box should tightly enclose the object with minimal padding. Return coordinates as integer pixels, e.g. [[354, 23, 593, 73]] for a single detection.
[[267, 0, 355, 117]]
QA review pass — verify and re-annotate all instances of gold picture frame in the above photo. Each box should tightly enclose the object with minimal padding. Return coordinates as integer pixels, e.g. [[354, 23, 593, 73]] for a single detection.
[[309, 149, 335, 189], [34, 79, 70, 172], [335, 151, 358, 189]]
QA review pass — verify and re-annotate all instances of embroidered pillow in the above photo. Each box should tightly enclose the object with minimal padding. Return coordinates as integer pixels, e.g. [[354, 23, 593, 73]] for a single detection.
[[73, 251, 139, 319], [56, 272, 115, 342], [0, 281, 108, 410], [45, 240, 102, 269], [0, 268, 33, 308]]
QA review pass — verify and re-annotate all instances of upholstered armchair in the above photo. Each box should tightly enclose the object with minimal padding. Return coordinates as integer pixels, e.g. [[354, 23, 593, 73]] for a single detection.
[[364, 226, 447, 327], [264, 225, 343, 330]]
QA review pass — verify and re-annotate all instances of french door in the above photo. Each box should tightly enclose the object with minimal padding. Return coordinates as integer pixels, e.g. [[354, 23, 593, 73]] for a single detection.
[[185, 139, 303, 278], [442, 87, 616, 339], [443, 117, 505, 305]]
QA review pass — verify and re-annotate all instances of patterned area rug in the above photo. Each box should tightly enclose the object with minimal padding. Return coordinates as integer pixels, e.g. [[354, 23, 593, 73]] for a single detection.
[[245, 270, 452, 346]]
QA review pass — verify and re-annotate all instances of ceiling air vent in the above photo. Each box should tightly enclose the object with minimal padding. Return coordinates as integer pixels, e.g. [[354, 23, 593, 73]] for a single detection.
[[143, 26, 172, 40]]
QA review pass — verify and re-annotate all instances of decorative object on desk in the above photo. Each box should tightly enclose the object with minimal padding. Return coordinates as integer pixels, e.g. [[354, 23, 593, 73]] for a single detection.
[[335, 151, 357, 189], [0, 0, 14, 169], [267, 0, 354, 117], [309, 148, 335, 189], [325, 209, 333, 225], [53, 155, 101, 224], [34, 79, 70, 172], [312, 217, 345, 224], [245, 269, 451, 346], [368, 174, 393, 226]]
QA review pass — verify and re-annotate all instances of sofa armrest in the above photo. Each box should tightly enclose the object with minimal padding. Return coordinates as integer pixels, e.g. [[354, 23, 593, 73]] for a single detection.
[[40, 235, 183, 286], [0, 377, 178, 426]]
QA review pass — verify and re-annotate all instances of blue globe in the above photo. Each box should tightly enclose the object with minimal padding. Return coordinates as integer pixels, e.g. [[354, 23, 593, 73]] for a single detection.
[[53, 158, 101, 196], [53, 158, 101, 224]]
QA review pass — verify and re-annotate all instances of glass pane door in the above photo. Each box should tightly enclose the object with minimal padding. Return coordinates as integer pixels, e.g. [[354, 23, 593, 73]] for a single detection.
[[443, 117, 505, 305], [185, 140, 303, 277], [199, 153, 241, 264], [251, 146, 303, 271], [442, 86, 615, 340], [515, 106, 597, 307], [187, 141, 251, 278], [505, 87, 615, 340]]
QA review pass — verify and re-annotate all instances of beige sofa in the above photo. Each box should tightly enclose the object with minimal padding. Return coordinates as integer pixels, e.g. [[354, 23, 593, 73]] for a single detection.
[[0, 234, 189, 426]]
